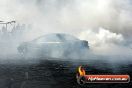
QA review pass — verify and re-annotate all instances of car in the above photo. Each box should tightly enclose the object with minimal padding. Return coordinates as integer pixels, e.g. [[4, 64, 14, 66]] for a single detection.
[[17, 33, 89, 58]]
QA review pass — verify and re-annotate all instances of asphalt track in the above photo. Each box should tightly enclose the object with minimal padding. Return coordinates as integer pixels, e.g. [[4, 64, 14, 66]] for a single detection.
[[0, 56, 131, 88]]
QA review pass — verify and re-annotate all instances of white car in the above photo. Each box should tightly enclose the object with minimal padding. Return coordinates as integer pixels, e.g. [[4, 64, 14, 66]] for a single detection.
[[17, 33, 89, 58]]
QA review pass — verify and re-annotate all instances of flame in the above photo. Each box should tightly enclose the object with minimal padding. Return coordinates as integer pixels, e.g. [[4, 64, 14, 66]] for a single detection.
[[78, 66, 86, 76]]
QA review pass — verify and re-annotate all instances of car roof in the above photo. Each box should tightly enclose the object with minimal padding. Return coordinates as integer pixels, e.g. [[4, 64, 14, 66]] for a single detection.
[[33, 33, 79, 42]]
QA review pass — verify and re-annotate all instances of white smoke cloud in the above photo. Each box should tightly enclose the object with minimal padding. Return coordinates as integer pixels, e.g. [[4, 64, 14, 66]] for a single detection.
[[79, 28, 124, 47], [0, 0, 132, 60], [79, 28, 132, 56], [0, 0, 132, 38]]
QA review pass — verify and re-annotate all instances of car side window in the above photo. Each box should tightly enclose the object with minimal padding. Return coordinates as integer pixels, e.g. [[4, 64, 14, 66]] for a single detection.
[[35, 35, 62, 43]]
